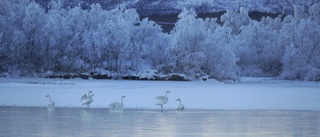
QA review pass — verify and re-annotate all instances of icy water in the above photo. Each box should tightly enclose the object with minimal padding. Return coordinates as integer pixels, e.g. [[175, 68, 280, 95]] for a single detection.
[[0, 107, 319, 137]]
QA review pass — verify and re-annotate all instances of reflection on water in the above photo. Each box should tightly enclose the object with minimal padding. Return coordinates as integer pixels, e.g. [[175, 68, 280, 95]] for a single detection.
[[47, 106, 55, 113], [0, 106, 319, 137]]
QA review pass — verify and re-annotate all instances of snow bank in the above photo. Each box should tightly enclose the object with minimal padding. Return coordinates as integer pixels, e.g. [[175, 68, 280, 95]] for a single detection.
[[1, 77, 319, 110]]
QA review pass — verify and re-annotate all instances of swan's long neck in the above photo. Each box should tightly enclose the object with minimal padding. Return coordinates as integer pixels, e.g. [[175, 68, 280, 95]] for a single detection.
[[48, 96, 52, 102], [165, 92, 168, 97], [88, 92, 92, 98], [179, 100, 182, 106]]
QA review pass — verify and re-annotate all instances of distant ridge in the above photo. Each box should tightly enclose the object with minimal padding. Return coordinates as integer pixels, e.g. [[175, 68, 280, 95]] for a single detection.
[[35, 0, 316, 15]]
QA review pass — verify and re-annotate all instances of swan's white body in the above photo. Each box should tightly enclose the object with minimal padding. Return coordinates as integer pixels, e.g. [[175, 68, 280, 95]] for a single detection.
[[108, 96, 125, 110], [81, 91, 94, 107], [45, 95, 55, 107], [155, 91, 170, 109], [176, 99, 184, 111]]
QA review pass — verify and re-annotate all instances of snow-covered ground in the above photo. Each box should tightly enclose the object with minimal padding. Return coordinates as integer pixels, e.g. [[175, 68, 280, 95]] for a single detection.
[[0, 77, 319, 110]]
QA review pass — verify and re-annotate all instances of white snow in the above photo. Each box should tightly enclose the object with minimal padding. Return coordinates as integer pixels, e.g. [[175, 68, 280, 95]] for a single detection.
[[0, 77, 319, 110]]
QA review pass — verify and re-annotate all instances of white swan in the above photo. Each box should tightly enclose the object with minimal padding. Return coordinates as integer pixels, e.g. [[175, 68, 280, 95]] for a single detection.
[[45, 95, 55, 107], [81, 91, 94, 107], [108, 96, 125, 110], [155, 91, 170, 109], [108, 103, 116, 111], [176, 98, 184, 111], [109, 95, 126, 108]]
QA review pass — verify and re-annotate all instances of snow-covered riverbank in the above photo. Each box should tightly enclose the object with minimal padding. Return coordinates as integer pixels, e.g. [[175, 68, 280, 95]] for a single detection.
[[0, 77, 319, 110]]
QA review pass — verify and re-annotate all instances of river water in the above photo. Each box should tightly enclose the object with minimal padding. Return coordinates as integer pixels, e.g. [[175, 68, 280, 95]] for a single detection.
[[0, 106, 319, 137]]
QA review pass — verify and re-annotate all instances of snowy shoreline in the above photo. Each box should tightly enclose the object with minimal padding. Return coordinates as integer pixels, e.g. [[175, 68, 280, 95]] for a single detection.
[[1, 77, 319, 111]]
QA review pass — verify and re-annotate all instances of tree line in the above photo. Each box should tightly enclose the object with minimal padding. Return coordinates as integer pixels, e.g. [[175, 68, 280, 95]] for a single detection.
[[0, 0, 319, 81]]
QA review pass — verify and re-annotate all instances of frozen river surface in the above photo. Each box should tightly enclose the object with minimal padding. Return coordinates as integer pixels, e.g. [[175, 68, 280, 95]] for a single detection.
[[1, 106, 319, 137]]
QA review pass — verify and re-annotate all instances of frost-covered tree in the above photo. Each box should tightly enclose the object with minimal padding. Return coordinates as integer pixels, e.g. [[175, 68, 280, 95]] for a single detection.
[[309, 2, 320, 24], [235, 18, 283, 76], [0, 0, 28, 74], [20, 1, 47, 73], [169, 8, 207, 76], [221, 7, 251, 34], [41, 0, 69, 72], [80, 4, 110, 72], [280, 17, 320, 81], [166, 8, 240, 80], [57, 5, 89, 73], [92, 6, 138, 74], [131, 18, 168, 73], [203, 18, 239, 80]]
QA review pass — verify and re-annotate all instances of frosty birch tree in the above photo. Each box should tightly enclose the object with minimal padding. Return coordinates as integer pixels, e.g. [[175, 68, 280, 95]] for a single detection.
[[131, 18, 168, 72], [221, 7, 251, 34], [169, 8, 206, 76], [203, 18, 239, 80], [280, 17, 320, 81], [235, 19, 282, 76], [20, 1, 47, 73]]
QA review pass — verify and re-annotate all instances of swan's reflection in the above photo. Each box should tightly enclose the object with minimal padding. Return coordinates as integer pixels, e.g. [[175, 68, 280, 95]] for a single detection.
[[80, 109, 93, 121], [108, 107, 124, 112], [47, 106, 55, 113]]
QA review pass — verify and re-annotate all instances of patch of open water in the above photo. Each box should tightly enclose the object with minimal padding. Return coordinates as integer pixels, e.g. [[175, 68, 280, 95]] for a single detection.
[[0, 106, 319, 137]]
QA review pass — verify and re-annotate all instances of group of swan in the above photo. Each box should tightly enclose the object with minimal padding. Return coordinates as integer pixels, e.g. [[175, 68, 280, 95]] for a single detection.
[[155, 91, 184, 111], [45, 90, 184, 111]]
